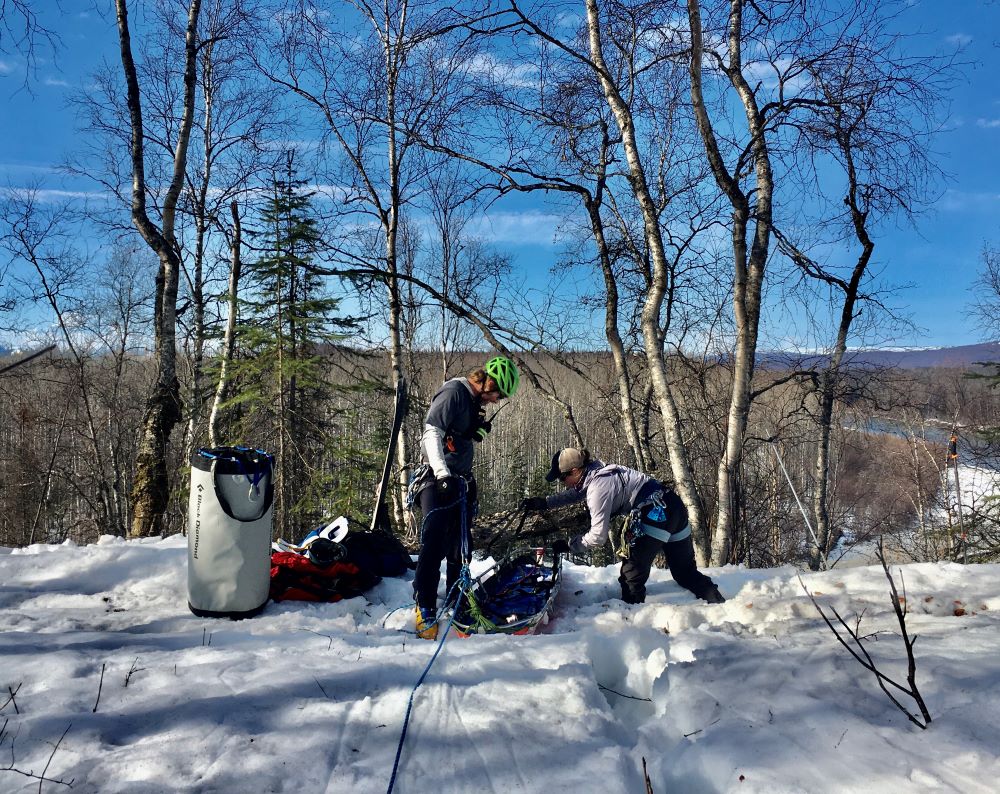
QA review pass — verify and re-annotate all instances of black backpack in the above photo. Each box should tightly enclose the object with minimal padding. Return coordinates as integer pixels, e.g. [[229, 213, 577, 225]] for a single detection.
[[341, 531, 415, 577]]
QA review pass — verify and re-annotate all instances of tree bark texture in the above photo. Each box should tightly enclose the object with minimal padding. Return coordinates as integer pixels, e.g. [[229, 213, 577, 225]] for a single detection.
[[809, 132, 875, 570], [583, 0, 708, 560], [117, 0, 201, 537], [687, 0, 772, 565], [208, 202, 243, 447]]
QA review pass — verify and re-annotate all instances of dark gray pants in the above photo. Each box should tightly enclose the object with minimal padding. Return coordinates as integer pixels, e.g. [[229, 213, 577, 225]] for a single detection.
[[413, 480, 475, 612], [618, 533, 715, 603]]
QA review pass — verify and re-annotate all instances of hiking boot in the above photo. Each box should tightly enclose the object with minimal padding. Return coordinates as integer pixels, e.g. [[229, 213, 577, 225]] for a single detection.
[[415, 607, 438, 640], [701, 586, 726, 604]]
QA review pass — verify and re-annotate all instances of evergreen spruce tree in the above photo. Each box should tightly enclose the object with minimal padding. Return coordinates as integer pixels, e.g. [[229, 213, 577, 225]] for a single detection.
[[223, 156, 369, 539]]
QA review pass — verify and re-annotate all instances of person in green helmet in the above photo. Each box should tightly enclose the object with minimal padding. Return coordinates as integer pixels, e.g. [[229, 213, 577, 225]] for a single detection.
[[412, 356, 519, 639]]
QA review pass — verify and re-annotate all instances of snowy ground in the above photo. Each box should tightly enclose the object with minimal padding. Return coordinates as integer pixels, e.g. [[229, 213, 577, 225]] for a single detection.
[[837, 462, 1000, 566], [940, 463, 1000, 518], [2, 536, 1000, 794]]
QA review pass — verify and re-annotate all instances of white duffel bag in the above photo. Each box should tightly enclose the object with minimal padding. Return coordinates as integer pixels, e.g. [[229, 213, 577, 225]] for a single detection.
[[188, 446, 274, 619]]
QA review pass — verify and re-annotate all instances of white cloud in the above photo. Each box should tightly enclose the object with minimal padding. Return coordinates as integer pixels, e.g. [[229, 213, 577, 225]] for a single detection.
[[0, 187, 108, 203], [743, 55, 813, 96], [461, 53, 538, 89], [938, 188, 1000, 212], [466, 211, 567, 245], [945, 33, 972, 47], [0, 162, 60, 174], [260, 139, 322, 152], [976, 118, 1000, 129], [43, 77, 70, 88], [0, 60, 14, 75], [308, 183, 350, 201]]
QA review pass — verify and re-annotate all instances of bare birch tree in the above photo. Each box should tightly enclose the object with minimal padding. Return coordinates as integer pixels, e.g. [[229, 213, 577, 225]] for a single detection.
[[0, 193, 150, 539], [769, 12, 946, 569], [176, 0, 284, 458], [207, 201, 243, 445], [684, 0, 778, 564], [495, 0, 714, 555], [257, 0, 516, 527], [115, 0, 202, 537]]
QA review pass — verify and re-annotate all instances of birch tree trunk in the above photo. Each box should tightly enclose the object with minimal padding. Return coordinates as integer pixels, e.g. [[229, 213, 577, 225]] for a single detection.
[[184, 38, 216, 462], [583, 0, 708, 558], [687, 0, 773, 565], [808, 140, 875, 570], [383, 9, 411, 534], [208, 202, 242, 446], [585, 123, 651, 471], [116, 0, 201, 538]]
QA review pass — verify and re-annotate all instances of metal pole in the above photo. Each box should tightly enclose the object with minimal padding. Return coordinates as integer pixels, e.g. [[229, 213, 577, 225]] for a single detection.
[[948, 433, 967, 564], [769, 441, 827, 571]]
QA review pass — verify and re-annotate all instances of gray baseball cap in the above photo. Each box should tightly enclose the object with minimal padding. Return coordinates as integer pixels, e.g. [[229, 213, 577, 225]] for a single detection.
[[545, 448, 588, 482]]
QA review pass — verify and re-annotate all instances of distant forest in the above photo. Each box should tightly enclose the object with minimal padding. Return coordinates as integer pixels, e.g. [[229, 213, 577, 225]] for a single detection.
[[3, 346, 998, 568]]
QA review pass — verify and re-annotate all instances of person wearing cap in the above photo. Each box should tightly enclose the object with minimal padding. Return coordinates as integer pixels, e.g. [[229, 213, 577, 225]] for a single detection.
[[413, 356, 520, 639], [521, 448, 725, 605]]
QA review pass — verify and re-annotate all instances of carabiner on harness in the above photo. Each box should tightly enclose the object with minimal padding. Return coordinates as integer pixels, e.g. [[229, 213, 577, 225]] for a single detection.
[[405, 463, 434, 511], [618, 489, 671, 558]]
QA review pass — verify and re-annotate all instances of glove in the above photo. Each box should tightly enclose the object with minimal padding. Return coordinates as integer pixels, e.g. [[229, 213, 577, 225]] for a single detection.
[[551, 538, 570, 555], [568, 535, 587, 555], [435, 476, 462, 495], [473, 418, 492, 442], [520, 496, 548, 512]]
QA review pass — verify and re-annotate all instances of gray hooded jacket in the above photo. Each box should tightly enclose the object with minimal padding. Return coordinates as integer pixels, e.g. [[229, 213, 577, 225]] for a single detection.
[[545, 460, 655, 548], [420, 377, 478, 479]]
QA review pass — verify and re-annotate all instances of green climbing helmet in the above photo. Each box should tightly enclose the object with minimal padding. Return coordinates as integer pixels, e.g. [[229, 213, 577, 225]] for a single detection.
[[485, 356, 520, 398]]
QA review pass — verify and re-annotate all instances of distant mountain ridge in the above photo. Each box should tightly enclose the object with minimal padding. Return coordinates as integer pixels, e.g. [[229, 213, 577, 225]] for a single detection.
[[759, 342, 1000, 370], [3, 343, 998, 370]]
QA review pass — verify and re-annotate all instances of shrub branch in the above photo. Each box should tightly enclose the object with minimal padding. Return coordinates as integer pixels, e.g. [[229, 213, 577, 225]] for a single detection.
[[800, 539, 931, 729]]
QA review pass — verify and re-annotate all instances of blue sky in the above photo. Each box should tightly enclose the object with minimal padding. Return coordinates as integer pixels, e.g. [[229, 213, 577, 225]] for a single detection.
[[1, 0, 999, 349]]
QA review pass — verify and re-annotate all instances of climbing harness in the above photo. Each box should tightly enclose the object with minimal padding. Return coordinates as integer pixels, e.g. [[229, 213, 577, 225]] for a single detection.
[[617, 483, 691, 558], [406, 467, 478, 520], [405, 463, 434, 511]]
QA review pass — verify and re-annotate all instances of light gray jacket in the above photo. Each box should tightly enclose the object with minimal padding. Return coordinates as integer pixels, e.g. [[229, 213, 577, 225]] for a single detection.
[[546, 460, 655, 548]]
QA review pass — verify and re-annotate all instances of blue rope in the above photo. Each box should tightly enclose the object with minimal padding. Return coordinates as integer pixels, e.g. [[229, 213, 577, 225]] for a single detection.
[[381, 574, 465, 633], [386, 576, 468, 794], [385, 479, 472, 794]]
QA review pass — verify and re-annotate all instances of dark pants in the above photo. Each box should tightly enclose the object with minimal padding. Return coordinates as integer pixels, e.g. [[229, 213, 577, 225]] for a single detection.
[[619, 533, 715, 604], [413, 481, 474, 612]]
